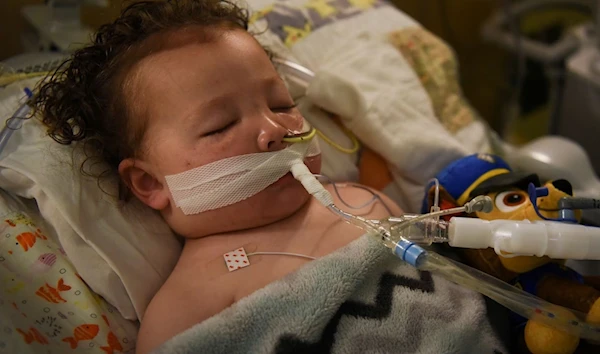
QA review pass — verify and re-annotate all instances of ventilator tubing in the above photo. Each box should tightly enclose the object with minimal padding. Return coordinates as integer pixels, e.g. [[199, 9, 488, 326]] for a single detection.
[[416, 249, 600, 340], [290, 159, 600, 340], [373, 219, 600, 340], [448, 217, 600, 260]]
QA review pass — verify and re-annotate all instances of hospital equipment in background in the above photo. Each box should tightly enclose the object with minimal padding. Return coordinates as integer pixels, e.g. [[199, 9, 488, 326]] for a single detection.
[[0, 88, 33, 154], [20, 1, 106, 53], [483, 0, 600, 177]]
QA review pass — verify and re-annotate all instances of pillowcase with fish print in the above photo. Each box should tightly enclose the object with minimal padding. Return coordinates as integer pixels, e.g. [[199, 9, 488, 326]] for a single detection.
[[0, 190, 138, 354]]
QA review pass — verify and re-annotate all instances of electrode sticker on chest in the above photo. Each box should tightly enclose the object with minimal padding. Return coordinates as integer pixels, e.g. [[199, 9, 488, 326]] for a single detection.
[[224, 248, 250, 272]]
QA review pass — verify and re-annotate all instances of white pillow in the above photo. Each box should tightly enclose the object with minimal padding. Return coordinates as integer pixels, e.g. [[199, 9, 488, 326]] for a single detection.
[[0, 78, 181, 321]]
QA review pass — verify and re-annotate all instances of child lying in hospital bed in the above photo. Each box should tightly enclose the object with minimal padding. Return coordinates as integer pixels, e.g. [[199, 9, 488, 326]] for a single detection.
[[31, 1, 506, 353]]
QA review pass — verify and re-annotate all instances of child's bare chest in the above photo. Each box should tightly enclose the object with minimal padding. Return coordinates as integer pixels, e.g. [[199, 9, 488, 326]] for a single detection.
[[227, 214, 366, 301], [175, 185, 392, 316]]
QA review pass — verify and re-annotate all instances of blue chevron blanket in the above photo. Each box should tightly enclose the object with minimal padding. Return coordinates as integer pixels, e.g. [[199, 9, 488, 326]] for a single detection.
[[152, 236, 506, 354]]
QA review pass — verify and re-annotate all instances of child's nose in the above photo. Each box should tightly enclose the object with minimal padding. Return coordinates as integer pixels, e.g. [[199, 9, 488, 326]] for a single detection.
[[257, 118, 288, 152], [257, 114, 302, 152]]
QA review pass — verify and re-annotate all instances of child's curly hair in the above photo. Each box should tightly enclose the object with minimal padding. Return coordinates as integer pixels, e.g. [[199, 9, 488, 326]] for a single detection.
[[32, 0, 249, 199]]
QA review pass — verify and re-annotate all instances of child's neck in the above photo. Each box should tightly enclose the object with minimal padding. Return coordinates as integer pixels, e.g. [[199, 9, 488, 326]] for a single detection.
[[181, 196, 320, 258]]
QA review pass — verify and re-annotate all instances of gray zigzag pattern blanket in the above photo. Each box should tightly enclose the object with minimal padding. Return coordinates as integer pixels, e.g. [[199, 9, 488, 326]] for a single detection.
[[153, 236, 506, 354]]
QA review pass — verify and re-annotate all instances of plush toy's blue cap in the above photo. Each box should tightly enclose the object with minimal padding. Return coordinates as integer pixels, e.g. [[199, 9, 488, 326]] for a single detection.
[[420, 154, 512, 213]]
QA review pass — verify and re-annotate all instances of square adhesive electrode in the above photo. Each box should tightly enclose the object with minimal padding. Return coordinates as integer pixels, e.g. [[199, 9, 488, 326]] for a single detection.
[[224, 247, 250, 272]]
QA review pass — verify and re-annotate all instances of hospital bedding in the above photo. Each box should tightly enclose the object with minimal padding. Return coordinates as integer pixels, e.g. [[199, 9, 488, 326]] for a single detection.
[[0, 190, 137, 353]]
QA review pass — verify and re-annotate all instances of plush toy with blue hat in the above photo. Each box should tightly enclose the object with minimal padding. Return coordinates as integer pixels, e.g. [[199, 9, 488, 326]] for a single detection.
[[422, 153, 600, 354]]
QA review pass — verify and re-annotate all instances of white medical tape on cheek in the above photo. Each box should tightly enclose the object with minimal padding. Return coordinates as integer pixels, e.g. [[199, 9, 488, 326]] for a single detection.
[[165, 139, 320, 215]]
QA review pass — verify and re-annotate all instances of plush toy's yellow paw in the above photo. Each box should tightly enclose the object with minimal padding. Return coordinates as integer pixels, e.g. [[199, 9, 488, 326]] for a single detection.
[[585, 298, 600, 345], [586, 298, 600, 325], [525, 320, 579, 354]]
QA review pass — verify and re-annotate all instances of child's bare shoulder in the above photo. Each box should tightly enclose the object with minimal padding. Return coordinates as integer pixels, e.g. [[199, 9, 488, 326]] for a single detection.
[[136, 266, 234, 354]]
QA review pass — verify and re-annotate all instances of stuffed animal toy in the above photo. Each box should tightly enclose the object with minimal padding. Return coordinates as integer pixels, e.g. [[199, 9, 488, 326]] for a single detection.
[[421, 153, 600, 354]]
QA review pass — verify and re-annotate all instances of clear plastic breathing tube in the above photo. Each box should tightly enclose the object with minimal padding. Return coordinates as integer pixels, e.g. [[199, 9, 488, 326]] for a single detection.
[[374, 214, 600, 340], [289, 160, 600, 340], [419, 251, 600, 339]]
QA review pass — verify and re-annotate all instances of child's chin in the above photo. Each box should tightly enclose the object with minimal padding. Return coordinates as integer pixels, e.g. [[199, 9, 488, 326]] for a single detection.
[[260, 185, 310, 216]]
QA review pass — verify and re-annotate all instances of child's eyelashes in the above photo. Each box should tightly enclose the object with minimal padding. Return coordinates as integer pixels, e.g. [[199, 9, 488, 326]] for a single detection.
[[272, 103, 298, 113], [202, 120, 238, 137]]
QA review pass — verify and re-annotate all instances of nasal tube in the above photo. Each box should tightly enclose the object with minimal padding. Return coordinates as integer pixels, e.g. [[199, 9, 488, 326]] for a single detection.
[[449, 217, 600, 260]]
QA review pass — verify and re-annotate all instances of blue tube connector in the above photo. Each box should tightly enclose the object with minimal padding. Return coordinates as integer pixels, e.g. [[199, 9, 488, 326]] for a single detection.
[[393, 238, 427, 268]]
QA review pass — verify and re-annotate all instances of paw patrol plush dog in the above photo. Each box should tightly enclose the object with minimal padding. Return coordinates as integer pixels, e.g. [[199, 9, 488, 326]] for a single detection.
[[422, 154, 600, 354]]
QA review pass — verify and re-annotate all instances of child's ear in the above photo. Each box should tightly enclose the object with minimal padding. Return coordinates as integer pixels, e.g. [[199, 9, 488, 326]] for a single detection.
[[118, 158, 170, 211]]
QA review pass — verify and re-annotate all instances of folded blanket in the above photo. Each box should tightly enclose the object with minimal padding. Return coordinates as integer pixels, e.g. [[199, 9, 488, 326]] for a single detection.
[[153, 236, 506, 354]]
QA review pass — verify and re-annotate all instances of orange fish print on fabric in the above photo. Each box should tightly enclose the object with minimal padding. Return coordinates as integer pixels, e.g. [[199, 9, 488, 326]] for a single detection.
[[62, 324, 100, 349], [36, 278, 71, 303], [100, 315, 124, 353], [15, 231, 47, 252], [101, 331, 124, 354], [16, 327, 49, 345]]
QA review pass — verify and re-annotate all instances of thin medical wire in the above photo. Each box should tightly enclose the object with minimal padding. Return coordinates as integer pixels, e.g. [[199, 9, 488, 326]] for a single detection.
[[241, 174, 394, 262], [246, 252, 316, 260], [314, 174, 395, 215]]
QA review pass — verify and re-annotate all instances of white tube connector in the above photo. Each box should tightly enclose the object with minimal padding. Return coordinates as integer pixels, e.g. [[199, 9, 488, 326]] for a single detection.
[[448, 217, 600, 260], [290, 162, 334, 207]]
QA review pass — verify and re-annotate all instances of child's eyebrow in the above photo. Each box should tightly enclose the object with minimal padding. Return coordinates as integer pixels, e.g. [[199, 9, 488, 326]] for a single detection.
[[180, 96, 230, 127]]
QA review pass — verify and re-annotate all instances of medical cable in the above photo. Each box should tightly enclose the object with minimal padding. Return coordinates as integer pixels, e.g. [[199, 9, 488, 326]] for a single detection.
[[428, 178, 441, 214], [239, 173, 389, 264], [313, 174, 394, 215], [246, 252, 316, 260]]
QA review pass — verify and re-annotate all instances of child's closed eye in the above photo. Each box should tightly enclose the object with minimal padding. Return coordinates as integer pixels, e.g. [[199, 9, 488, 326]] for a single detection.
[[202, 120, 238, 137], [271, 103, 298, 113]]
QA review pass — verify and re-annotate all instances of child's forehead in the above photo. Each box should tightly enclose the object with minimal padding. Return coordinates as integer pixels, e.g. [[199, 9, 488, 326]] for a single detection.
[[123, 27, 268, 100], [126, 25, 239, 62], [124, 28, 279, 121], [131, 27, 264, 72]]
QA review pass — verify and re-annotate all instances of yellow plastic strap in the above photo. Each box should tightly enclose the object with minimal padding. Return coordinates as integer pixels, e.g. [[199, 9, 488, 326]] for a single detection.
[[315, 129, 360, 154]]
